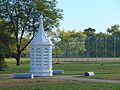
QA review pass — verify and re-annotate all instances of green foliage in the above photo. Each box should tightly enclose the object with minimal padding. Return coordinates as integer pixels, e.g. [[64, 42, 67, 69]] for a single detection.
[[106, 24, 120, 57], [48, 25, 120, 58], [0, 19, 14, 69], [49, 29, 86, 57], [53, 46, 62, 56], [0, 57, 7, 71], [0, 44, 7, 70], [107, 24, 120, 36], [0, 19, 15, 57], [84, 27, 96, 37], [0, 0, 63, 31], [33, 0, 63, 30], [0, 50, 7, 70], [0, 0, 63, 65]]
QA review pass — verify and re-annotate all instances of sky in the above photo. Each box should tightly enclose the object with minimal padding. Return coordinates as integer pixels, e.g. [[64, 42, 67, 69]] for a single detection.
[[57, 0, 120, 32]]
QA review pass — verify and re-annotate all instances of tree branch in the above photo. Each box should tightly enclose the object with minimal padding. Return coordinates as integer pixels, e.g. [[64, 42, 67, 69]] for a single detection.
[[20, 35, 35, 52]]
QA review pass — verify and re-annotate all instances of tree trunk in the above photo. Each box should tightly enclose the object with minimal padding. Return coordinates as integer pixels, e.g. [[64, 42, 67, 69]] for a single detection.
[[16, 52, 21, 66]]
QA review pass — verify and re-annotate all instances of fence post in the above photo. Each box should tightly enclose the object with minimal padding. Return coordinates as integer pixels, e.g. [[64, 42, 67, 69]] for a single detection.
[[96, 36, 98, 62], [114, 36, 116, 62]]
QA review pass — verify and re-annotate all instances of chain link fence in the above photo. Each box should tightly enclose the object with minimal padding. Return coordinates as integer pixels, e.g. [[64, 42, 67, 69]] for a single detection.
[[53, 36, 120, 62]]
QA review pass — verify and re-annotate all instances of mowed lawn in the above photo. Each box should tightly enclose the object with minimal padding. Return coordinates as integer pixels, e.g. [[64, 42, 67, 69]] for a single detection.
[[0, 58, 120, 90], [0, 58, 120, 80], [0, 78, 120, 90]]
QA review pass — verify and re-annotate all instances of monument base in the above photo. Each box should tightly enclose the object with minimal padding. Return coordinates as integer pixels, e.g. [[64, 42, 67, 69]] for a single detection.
[[30, 70, 53, 77]]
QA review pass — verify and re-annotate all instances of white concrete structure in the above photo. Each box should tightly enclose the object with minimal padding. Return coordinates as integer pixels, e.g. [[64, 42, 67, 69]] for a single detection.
[[30, 16, 53, 77], [84, 72, 95, 76]]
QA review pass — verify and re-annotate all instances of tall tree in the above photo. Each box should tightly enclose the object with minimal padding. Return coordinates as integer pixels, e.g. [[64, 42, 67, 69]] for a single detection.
[[84, 27, 96, 37], [96, 32, 108, 57], [107, 24, 120, 57], [50, 29, 86, 57], [0, 0, 63, 65], [0, 19, 14, 70], [107, 24, 120, 37], [84, 28, 96, 57]]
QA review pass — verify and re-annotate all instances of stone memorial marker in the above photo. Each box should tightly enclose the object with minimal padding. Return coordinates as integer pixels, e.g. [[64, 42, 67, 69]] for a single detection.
[[30, 16, 53, 77]]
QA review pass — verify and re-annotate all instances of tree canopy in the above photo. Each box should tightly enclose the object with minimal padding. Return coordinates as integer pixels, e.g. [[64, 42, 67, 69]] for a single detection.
[[0, 0, 63, 65]]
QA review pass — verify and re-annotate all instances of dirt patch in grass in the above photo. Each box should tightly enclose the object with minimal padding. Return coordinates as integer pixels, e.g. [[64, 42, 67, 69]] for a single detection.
[[0, 74, 13, 79], [0, 74, 90, 86], [0, 78, 61, 86]]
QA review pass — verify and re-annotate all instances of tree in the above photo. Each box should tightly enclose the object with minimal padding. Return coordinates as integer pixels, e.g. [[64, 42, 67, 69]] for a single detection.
[[107, 24, 120, 36], [107, 24, 120, 57], [84, 27, 96, 37], [53, 46, 62, 64], [96, 32, 108, 57], [0, 39, 6, 71], [49, 29, 86, 57], [84, 28, 96, 57], [70, 30, 86, 57], [0, 0, 63, 66], [59, 30, 73, 57], [0, 19, 14, 70]]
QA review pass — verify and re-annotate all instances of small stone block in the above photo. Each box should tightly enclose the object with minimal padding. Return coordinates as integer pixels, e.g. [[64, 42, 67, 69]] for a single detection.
[[14, 73, 34, 79], [84, 72, 95, 76], [53, 70, 64, 75]]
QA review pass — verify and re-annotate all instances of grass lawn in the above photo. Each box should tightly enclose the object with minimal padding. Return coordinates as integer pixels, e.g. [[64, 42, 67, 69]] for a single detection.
[[0, 77, 120, 90], [0, 58, 120, 90], [0, 58, 120, 80], [53, 62, 120, 80]]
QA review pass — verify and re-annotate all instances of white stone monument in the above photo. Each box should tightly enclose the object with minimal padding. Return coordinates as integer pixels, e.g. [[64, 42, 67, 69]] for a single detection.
[[30, 16, 53, 77]]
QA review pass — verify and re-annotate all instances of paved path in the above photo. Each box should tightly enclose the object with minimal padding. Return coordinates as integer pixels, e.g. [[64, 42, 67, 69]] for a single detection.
[[52, 75, 120, 84]]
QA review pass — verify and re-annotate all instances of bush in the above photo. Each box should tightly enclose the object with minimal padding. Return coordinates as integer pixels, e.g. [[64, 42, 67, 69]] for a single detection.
[[0, 54, 7, 71]]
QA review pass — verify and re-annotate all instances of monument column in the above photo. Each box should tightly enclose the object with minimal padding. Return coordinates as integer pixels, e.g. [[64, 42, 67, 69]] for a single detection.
[[30, 16, 53, 76]]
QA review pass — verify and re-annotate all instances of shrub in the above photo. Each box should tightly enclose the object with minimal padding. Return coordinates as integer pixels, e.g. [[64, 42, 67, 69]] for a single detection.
[[0, 54, 7, 71]]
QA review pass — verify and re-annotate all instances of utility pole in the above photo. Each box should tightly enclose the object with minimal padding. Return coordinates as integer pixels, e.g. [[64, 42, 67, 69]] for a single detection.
[[104, 36, 107, 62]]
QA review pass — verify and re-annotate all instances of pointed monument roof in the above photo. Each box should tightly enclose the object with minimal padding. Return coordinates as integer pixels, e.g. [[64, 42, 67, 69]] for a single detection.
[[30, 16, 52, 46]]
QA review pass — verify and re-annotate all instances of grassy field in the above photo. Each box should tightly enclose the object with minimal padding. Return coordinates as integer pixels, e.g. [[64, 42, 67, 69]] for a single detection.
[[0, 58, 120, 90], [0, 77, 120, 90], [54, 62, 120, 80], [0, 58, 120, 80]]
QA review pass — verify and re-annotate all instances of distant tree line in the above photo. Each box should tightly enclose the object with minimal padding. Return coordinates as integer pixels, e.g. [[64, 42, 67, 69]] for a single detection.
[[50, 25, 120, 58]]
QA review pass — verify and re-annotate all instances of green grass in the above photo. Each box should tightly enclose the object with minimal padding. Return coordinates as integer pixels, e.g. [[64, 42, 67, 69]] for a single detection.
[[0, 78, 120, 90], [0, 58, 120, 90], [53, 62, 120, 80], [0, 83, 120, 90], [0, 58, 29, 74], [1, 58, 120, 80]]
